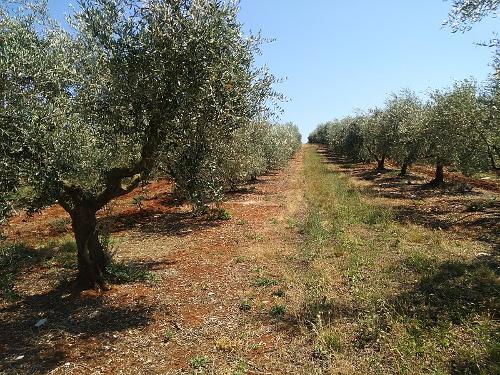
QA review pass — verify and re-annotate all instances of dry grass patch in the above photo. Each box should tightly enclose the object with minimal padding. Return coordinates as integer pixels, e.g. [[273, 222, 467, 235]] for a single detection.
[[277, 145, 499, 374]]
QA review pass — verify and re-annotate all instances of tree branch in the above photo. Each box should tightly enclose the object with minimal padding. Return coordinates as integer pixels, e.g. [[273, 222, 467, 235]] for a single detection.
[[95, 173, 143, 210]]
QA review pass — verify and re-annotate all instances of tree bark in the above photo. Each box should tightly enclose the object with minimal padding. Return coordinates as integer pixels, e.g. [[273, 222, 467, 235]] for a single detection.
[[376, 155, 386, 171], [399, 162, 408, 176], [429, 163, 444, 185], [70, 204, 108, 290], [486, 145, 499, 171]]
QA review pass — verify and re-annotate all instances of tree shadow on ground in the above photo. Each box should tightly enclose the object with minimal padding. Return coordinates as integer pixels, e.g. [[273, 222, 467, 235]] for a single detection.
[[395, 198, 500, 252], [393, 256, 499, 325], [98, 173, 274, 236], [353, 168, 481, 199], [0, 280, 154, 374], [99, 210, 223, 237], [317, 149, 499, 250], [0, 241, 172, 373], [389, 256, 500, 373]]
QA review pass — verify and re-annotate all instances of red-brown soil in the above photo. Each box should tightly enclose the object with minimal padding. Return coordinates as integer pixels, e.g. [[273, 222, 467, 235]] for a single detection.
[[1, 151, 309, 374]]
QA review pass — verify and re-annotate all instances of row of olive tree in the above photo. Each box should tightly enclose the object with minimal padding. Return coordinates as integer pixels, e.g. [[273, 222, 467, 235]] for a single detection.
[[169, 121, 301, 212], [0, 0, 297, 289], [309, 80, 499, 184]]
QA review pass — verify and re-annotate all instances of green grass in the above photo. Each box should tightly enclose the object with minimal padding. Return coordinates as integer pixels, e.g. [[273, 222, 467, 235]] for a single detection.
[[211, 208, 232, 220], [283, 146, 499, 374], [106, 262, 157, 284]]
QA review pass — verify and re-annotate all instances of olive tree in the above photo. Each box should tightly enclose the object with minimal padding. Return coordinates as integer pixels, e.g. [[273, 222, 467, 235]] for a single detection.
[[308, 122, 329, 144], [169, 121, 300, 203], [224, 122, 300, 184], [384, 90, 425, 176], [477, 84, 500, 170], [325, 118, 366, 161], [446, 0, 498, 31], [361, 109, 398, 170], [0, 0, 275, 289], [423, 81, 484, 184]]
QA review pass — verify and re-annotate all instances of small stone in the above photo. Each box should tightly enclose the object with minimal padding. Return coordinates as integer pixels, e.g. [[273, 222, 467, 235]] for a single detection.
[[35, 318, 47, 328]]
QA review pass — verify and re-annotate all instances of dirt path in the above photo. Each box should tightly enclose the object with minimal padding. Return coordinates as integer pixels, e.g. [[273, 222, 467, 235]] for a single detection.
[[1, 149, 311, 374]]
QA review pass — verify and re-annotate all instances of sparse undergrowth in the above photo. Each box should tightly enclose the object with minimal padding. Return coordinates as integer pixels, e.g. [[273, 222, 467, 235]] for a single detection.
[[0, 233, 156, 300], [280, 146, 499, 374], [0, 237, 77, 300]]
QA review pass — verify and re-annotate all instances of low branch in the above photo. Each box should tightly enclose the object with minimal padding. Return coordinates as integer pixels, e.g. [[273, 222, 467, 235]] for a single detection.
[[95, 173, 143, 210]]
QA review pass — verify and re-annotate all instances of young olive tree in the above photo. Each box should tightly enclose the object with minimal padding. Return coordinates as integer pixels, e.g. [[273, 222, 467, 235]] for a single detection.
[[477, 83, 500, 170], [361, 109, 398, 170], [423, 81, 484, 184], [384, 90, 425, 176], [325, 117, 366, 161], [0, 0, 275, 289]]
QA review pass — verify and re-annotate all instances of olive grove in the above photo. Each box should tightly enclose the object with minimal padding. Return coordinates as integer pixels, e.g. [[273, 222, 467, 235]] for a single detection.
[[308, 82, 499, 183]]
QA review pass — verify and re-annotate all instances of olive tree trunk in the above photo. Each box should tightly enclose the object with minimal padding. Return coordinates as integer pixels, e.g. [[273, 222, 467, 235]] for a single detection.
[[376, 155, 386, 171], [399, 162, 408, 176], [70, 205, 108, 290], [429, 162, 444, 185]]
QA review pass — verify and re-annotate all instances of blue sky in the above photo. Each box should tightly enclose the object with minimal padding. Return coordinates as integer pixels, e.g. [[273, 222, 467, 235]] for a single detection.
[[48, 0, 498, 138]]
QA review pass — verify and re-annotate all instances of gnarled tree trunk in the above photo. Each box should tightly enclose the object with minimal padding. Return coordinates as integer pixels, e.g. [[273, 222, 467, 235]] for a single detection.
[[70, 204, 108, 290], [376, 155, 386, 171], [429, 162, 444, 185], [399, 162, 408, 176]]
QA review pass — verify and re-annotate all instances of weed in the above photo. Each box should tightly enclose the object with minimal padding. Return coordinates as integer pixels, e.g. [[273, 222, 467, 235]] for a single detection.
[[1, 272, 17, 301], [215, 336, 239, 351], [234, 256, 245, 263], [253, 276, 278, 287], [131, 195, 146, 210], [239, 299, 252, 311], [232, 359, 248, 375], [245, 233, 262, 241], [312, 316, 342, 358], [189, 355, 210, 370], [403, 253, 437, 274], [106, 262, 156, 284], [465, 198, 497, 212], [286, 217, 298, 229], [314, 330, 341, 356], [269, 304, 286, 317], [272, 288, 285, 297], [48, 217, 71, 233], [97, 230, 156, 283], [0, 241, 76, 300], [249, 343, 262, 351], [163, 328, 175, 342], [213, 208, 231, 220]]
